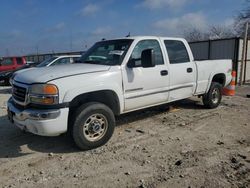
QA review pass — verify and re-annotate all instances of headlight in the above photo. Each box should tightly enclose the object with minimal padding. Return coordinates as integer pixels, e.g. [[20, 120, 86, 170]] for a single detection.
[[29, 84, 59, 105]]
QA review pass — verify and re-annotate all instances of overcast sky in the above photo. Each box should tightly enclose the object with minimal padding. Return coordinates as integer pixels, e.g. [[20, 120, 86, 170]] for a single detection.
[[0, 0, 246, 56]]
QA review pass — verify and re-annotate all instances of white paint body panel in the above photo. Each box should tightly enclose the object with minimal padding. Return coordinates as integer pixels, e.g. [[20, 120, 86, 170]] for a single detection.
[[195, 60, 232, 94], [10, 36, 232, 136]]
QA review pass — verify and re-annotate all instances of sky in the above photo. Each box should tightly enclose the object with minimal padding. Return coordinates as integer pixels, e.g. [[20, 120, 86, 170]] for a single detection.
[[0, 0, 247, 56]]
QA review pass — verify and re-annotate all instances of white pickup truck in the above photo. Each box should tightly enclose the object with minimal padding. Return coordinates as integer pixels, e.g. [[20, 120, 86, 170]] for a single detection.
[[7, 36, 232, 150]]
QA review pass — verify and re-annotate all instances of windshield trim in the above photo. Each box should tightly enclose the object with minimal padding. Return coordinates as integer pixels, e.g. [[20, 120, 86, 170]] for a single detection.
[[36, 57, 58, 67]]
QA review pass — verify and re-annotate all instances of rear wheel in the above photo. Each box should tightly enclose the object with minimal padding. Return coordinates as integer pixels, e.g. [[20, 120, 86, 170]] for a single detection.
[[203, 82, 222, 109], [71, 102, 115, 150]]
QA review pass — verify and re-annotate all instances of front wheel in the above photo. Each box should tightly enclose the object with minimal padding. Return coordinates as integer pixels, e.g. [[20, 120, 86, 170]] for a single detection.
[[202, 82, 222, 109], [71, 102, 115, 150]]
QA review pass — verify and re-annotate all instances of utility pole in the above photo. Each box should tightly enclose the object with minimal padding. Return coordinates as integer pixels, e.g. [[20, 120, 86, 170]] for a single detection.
[[36, 45, 39, 55], [239, 22, 248, 86], [5, 48, 9, 57], [243, 33, 249, 84], [70, 29, 73, 52]]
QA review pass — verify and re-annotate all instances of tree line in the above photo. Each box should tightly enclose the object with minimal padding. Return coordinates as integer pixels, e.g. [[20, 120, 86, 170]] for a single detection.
[[184, 1, 250, 42]]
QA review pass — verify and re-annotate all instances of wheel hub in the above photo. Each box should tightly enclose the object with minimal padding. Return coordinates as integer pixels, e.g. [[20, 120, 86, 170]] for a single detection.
[[211, 88, 219, 104], [91, 121, 101, 133], [83, 114, 108, 142]]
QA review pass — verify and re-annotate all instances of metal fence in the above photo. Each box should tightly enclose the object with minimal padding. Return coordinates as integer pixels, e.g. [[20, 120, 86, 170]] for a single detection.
[[189, 38, 240, 70], [189, 37, 250, 83]]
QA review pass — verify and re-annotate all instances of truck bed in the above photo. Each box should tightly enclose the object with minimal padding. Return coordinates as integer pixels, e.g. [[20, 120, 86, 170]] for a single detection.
[[194, 59, 232, 94]]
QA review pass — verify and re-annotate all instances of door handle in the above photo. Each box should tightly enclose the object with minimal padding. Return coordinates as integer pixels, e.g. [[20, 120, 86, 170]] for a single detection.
[[187, 68, 193, 73], [160, 70, 168, 76]]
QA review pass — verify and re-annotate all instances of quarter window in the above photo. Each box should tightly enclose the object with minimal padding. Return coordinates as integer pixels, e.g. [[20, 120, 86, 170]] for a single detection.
[[130, 40, 164, 66], [164, 40, 190, 64]]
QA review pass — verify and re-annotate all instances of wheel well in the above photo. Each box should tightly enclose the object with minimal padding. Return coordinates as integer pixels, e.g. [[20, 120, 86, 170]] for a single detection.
[[212, 74, 226, 87], [68, 90, 120, 116]]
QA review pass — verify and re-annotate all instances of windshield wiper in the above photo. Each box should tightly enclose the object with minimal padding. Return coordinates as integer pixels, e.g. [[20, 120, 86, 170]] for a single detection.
[[77, 60, 116, 66], [83, 60, 101, 64]]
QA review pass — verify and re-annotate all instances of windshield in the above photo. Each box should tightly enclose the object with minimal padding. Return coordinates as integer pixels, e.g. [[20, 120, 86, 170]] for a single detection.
[[1, 58, 13, 66], [36, 57, 57, 67], [78, 39, 133, 65]]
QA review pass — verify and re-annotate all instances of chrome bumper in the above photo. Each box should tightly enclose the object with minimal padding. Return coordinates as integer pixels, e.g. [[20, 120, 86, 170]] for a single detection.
[[7, 97, 60, 121]]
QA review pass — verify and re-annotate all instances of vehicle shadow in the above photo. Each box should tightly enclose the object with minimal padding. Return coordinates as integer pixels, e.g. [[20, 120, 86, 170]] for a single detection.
[[0, 98, 204, 158], [0, 115, 78, 159], [117, 98, 204, 126]]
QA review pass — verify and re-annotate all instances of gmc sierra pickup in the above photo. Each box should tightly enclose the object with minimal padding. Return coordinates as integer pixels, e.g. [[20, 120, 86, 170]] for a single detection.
[[7, 36, 232, 150]]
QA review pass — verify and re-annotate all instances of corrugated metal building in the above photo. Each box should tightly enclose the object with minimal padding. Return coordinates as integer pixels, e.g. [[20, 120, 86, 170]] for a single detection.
[[189, 38, 250, 83]]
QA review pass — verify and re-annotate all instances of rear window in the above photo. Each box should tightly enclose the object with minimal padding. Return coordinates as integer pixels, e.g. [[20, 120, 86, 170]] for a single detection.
[[164, 40, 190, 64], [16, 57, 23, 65]]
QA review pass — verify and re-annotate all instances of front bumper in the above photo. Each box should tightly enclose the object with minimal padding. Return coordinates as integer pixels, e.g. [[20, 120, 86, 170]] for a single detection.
[[7, 97, 69, 136]]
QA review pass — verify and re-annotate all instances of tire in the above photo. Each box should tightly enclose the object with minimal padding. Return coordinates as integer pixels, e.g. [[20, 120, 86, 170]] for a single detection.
[[71, 102, 115, 150], [202, 82, 222, 109]]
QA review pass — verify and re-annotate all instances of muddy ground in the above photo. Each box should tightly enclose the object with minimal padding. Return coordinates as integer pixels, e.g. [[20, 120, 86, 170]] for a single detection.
[[0, 85, 250, 188]]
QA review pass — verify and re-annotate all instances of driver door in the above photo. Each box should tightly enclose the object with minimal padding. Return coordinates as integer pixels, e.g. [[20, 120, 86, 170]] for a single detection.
[[122, 39, 169, 111]]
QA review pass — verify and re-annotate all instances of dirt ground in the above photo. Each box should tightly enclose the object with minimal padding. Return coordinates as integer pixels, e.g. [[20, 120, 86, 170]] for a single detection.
[[0, 85, 250, 188]]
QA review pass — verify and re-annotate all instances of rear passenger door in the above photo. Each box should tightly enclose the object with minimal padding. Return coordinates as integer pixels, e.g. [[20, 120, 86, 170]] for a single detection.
[[164, 40, 196, 101]]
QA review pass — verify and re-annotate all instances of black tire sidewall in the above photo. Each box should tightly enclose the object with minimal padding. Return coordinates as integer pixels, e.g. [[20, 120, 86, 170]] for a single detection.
[[72, 102, 115, 150], [203, 82, 222, 109]]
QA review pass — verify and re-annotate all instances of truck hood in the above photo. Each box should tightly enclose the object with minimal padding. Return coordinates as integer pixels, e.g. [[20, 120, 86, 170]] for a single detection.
[[14, 64, 111, 84]]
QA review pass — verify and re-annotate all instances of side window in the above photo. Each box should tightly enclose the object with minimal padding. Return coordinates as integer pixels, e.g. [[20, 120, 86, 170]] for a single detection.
[[52, 58, 71, 66], [73, 57, 80, 62], [164, 40, 190, 64], [16, 57, 23, 65], [130, 40, 164, 66], [1, 58, 13, 66]]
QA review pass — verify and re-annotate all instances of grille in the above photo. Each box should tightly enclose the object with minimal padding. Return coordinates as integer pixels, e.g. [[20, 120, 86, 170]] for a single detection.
[[12, 84, 27, 103]]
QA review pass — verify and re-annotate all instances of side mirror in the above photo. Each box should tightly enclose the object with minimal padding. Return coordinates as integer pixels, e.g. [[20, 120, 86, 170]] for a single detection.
[[127, 59, 136, 68], [141, 49, 155, 68]]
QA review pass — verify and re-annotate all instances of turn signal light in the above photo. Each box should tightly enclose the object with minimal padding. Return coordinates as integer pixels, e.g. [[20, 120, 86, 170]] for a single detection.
[[43, 84, 58, 95]]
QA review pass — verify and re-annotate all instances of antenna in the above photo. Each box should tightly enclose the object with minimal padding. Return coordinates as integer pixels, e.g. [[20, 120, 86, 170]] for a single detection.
[[126, 32, 130, 37]]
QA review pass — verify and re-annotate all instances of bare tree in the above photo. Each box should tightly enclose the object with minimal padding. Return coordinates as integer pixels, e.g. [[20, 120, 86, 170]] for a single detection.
[[183, 28, 209, 42], [184, 1, 250, 41], [209, 25, 236, 40], [184, 25, 235, 42], [234, 0, 250, 37]]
